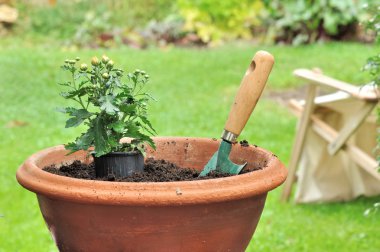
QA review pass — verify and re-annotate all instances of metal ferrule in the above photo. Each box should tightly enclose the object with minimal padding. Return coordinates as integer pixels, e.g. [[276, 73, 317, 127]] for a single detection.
[[221, 130, 238, 143]]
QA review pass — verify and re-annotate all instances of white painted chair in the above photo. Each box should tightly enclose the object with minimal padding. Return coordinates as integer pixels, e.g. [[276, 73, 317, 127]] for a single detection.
[[281, 68, 380, 203]]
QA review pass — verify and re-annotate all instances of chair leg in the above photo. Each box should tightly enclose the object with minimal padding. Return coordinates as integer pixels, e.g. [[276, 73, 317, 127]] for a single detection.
[[328, 102, 378, 155], [311, 117, 380, 179], [281, 84, 318, 202]]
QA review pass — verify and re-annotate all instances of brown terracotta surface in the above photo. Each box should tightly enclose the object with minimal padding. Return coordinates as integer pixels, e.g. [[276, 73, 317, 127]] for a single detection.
[[16, 137, 287, 252]]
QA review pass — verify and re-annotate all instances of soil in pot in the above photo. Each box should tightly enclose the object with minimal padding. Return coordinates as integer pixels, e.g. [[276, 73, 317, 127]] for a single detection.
[[43, 157, 267, 182]]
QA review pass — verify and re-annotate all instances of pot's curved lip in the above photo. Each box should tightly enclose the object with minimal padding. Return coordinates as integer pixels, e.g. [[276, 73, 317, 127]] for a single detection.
[[93, 151, 142, 157], [16, 137, 287, 206]]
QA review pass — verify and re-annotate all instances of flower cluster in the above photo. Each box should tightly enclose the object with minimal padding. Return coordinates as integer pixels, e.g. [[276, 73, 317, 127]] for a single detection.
[[59, 55, 156, 157]]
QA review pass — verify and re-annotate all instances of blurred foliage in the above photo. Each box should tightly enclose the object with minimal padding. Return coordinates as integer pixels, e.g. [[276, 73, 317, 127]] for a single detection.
[[177, 0, 263, 46], [361, 1, 380, 166], [15, 0, 175, 40], [362, 2, 380, 45], [9, 0, 376, 47], [69, 10, 114, 48], [112, 0, 175, 29], [16, 1, 88, 39], [139, 15, 192, 47], [262, 0, 358, 45]]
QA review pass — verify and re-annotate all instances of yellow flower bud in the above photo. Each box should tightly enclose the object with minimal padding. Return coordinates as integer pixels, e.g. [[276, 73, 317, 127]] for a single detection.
[[91, 57, 100, 66], [102, 55, 110, 64], [80, 63, 88, 71], [102, 73, 110, 79]]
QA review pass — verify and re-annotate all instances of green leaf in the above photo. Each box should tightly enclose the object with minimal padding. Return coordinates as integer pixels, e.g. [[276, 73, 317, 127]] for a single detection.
[[136, 144, 146, 156], [58, 81, 71, 87], [59, 107, 79, 115], [114, 77, 122, 87], [143, 136, 156, 150], [60, 88, 86, 99], [65, 118, 83, 128], [64, 130, 94, 154], [140, 115, 157, 134], [143, 92, 157, 101], [109, 121, 125, 133], [93, 117, 110, 157], [99, 95, 119, 114], [64, 142, 80, 155], [60, 65, 71, 71], [119, 103, 137, 114], [74, 72, 88, 81], [64, 108, 92, 128], [108, 134, 121, 149], [56, 107, 67, 113], [123, 121, 141, 137], [122, 121, 156, 150], [78, 80, 89, 88], [76, 130, 94, 150], [70, 108, 91, 119]]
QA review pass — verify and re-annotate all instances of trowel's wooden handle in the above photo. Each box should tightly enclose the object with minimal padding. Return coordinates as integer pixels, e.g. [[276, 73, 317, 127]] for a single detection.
[[224, 51, 274, 136]]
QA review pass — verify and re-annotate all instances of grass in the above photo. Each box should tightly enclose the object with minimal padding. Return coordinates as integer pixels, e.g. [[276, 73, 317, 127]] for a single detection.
[[0, 41, 379, 251]]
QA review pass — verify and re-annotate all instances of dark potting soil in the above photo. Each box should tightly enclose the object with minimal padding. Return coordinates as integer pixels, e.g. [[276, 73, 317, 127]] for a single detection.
[[43, 158, 265, 182]]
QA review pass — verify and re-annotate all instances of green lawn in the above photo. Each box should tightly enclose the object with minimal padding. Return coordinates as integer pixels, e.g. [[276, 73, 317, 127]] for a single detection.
[[0, 41, 379, 251]]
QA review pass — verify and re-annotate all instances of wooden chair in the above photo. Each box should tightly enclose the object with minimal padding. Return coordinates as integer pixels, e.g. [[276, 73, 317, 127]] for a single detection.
[[281, 68, 380, 202]]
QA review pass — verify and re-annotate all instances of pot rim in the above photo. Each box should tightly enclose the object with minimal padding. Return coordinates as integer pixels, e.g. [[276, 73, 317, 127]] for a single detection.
[[92, 151, 143, 158], [16, 137, 287, 206]]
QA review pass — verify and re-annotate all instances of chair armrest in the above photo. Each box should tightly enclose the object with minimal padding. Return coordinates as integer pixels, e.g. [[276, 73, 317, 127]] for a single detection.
[[294, 69, 379, 101]]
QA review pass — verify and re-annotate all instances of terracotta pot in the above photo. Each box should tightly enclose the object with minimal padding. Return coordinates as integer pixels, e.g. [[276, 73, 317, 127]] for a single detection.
[[16, 137, 287, 252]]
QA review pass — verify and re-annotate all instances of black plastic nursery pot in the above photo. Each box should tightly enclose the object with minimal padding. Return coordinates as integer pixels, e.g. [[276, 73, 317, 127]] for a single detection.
[[93, 152, 144, 178]]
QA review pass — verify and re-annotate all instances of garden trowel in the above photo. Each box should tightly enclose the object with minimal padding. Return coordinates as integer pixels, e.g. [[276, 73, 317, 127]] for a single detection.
[[199, 51, 274, 176]]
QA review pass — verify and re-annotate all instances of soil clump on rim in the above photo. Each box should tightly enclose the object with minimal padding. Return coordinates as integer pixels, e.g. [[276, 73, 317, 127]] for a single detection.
[[43, 158, 265, 182], [239, 140, 250, 147]]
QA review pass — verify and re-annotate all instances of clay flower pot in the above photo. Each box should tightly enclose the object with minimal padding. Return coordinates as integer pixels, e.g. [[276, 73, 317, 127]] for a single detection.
[[16, 137, 287, 252]]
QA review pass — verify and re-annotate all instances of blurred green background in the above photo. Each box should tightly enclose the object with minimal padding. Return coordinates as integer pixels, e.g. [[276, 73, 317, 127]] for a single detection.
[[0, 0, 379, 251]]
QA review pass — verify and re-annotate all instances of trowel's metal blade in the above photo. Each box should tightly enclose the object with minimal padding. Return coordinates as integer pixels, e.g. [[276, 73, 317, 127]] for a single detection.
[[199, 140, 247, 177], [217, 141, 247, 174], [199, 151, 218, 177]]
